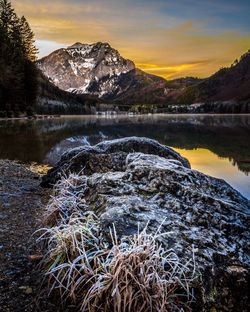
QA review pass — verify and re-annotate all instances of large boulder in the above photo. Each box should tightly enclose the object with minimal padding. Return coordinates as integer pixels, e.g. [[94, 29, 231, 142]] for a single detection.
[[75, 152, 250, 267], [41, 136, 190, 187], [42, 137, 250, 310]]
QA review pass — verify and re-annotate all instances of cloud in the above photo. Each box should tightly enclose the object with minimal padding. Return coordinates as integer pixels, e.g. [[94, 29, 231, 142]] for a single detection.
[[36, 40, 65, 57], [12, 0, 250, 78]]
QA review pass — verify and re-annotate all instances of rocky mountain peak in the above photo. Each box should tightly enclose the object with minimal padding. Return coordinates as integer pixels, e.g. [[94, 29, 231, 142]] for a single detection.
[[66, 42, 112, 56], [37, 42, 135, 98]]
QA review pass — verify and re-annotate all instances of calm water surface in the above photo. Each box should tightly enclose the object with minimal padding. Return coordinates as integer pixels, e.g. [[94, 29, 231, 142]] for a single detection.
[[0, 114, 249, 198]]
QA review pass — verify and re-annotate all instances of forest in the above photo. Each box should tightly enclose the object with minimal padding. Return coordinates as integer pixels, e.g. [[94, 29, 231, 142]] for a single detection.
[[0, 0, 38, 117]]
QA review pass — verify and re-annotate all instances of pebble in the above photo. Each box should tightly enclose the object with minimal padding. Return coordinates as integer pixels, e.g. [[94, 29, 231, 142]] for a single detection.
[[18, 286, 33, 294]]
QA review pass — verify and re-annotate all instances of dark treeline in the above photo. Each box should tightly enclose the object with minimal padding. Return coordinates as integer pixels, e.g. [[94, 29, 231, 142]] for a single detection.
[[161, 101, 250, 114], [37, 72, 99, 115], [0, 0, 38, 117]]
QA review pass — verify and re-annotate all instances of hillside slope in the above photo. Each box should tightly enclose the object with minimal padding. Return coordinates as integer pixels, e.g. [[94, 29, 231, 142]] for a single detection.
[[178, 50, 250, 104]]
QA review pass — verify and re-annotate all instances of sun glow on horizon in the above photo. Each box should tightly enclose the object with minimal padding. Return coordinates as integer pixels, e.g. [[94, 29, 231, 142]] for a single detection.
[[137, 63, 204, 79]]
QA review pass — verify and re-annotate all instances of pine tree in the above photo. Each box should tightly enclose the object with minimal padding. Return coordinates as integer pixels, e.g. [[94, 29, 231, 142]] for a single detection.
[[0, 0, 14, 33], [19, 16, 39, 109], [19, 16, 38, 62], [0, 0, 14, 64]]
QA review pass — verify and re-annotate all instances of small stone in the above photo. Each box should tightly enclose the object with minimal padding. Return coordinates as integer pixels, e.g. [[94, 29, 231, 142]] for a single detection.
[[25, 287, 33, 294], [19, 286, 33, 294], [28, 254, 43, 261]]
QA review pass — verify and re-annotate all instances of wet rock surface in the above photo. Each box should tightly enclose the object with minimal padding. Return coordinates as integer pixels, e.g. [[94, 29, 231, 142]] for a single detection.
[[41, 137, 250, 311]]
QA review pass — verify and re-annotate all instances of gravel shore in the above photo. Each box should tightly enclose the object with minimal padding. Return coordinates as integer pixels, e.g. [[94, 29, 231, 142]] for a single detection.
[[0, 160, 54, 311]]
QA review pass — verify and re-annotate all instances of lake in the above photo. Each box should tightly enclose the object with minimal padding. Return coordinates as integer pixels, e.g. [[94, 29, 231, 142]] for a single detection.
[[0, 114, 249, 198]]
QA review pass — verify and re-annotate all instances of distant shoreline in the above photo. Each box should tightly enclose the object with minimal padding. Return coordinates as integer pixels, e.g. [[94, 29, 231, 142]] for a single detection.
[[0, 115, 61, 121], [0, 112, 250, 121]]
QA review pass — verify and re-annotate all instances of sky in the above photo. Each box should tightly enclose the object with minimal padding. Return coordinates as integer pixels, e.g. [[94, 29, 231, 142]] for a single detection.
[[12, 0, 250, 79]]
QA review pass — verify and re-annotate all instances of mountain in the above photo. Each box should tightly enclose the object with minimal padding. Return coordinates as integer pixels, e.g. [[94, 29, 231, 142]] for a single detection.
[[36, 42, 168, 104], [37, 43, 250, 110]]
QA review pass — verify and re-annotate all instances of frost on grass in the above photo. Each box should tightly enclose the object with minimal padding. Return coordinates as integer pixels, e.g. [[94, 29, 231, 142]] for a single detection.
[[37, 174, 198, 312], [43, 173, 88, 226]]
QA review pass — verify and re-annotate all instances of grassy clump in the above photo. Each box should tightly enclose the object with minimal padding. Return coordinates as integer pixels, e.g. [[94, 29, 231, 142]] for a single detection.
[[43, 174, 87, 226], [38, 174, 197, 311]]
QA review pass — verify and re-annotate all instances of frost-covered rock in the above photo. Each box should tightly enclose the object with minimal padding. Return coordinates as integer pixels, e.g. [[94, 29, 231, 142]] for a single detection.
[[41, 136, 190, 187], [42, 137, 250, 311], [42, 136, 250, 266], [83, 152, 249, 266]]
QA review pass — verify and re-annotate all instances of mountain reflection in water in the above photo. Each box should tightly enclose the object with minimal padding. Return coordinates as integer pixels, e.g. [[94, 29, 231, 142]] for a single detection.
[[0, 114, 249, 198]]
